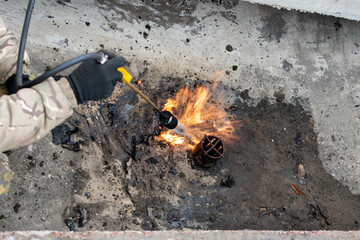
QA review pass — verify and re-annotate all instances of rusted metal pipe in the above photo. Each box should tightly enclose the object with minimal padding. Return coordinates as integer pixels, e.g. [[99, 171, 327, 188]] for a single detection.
[[191, 135, 224, 167]]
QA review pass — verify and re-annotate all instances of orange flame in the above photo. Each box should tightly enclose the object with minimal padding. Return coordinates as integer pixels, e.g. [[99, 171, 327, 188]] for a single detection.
[[160, 130, 184, 145], [158, 74, 235, 148]]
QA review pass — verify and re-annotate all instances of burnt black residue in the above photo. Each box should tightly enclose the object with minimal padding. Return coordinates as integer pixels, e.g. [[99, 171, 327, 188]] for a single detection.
[[259, 13, 286, 43], [56, 77, 360, 231], [51, 124, 80, 152], [118, 84, 360, 230], [52, 124, 72, 144]]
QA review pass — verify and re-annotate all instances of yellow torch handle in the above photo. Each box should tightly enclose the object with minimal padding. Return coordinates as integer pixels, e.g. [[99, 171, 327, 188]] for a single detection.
[[117, 67, 163, 114], [117, 67, 133, 83]]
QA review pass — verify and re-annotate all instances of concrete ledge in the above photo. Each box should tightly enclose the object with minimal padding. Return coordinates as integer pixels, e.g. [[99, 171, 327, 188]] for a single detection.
[[242, 0, 360, 21], [0, 231, 359, 240]]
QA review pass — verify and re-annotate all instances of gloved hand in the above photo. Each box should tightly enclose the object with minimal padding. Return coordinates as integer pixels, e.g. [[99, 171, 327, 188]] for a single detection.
[[67, 50, 126, 104], [5, 74, 31, 95]]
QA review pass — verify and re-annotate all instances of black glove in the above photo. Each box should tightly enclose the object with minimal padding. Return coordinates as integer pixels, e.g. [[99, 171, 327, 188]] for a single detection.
[[5, 74, 31, 95], [67, 51, 126, 103]]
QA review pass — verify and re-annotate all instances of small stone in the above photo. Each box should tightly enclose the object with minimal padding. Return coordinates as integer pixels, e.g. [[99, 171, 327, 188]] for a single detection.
[[170, 168, 177, 175], [226, 44, 233, 52], [221, 175, 235, 188], [297, 164, 306, 178], [65, 219, 76, 231], [259, 207, 267, 212], [85, 22, 90, 26], [85, 192, 91, 198], [41, 217, 46, 221]]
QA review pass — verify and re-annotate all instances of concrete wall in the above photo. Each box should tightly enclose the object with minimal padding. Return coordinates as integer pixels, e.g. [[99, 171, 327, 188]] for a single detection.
[[242, 0, 360, 21]]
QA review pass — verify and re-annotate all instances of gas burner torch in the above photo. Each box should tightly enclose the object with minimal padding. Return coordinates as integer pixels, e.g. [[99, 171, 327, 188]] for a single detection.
[[117, 68, 185, 132]]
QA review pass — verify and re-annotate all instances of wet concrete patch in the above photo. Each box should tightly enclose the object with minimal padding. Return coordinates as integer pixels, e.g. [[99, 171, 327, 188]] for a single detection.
[[259, 13, 286, 42], [96, 0, 198, 29]]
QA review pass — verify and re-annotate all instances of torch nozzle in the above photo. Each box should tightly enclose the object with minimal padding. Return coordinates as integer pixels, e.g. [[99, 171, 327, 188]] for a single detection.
[[160, 111, 178, 129], [117, 67, 183, 132]]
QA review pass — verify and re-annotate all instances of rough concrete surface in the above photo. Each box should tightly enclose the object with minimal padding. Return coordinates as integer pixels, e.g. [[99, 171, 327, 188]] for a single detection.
[[0, 0, 360, 232], [0, 230, 360, 240], [241, 0, 360, 21]]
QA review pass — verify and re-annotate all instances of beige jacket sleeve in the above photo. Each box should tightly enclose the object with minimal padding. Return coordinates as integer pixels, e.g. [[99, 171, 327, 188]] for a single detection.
[[0, 77, 77, 152], [0, 17, 78, 152], [0, 17, 29, 84]]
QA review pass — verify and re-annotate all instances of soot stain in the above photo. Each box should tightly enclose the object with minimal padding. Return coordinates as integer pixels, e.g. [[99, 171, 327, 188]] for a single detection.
[[259, 13, 286, 43]]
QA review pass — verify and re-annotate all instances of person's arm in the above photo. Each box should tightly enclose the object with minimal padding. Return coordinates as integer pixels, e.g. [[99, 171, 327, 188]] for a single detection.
[[0, 77, 77, 152], [0, 51, 126, 152], [0, 17, 29, 84]]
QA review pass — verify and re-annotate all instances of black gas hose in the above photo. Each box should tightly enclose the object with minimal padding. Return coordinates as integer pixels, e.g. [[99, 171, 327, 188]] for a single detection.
[[16, 0, 103, 89]]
